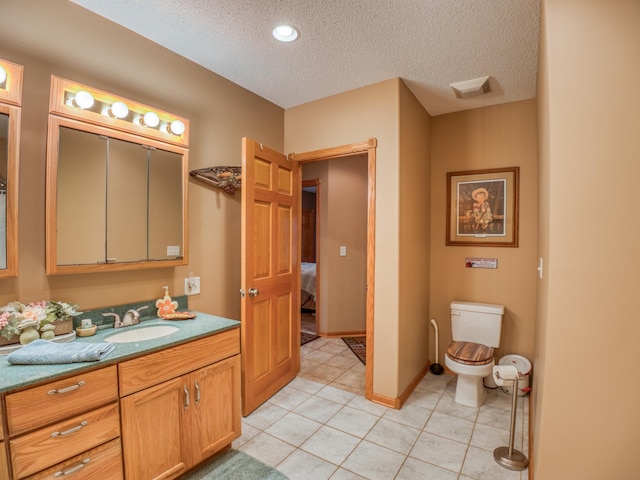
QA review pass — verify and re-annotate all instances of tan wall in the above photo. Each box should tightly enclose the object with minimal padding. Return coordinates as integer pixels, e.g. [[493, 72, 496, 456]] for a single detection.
[[324, 155, 368, 334], [0, 0, 283, 319], [398, 82, 432, 391], [534, 1, 640, 477], [286, 79, 402, 398], [301, 158, 368, 335], [429, 100, 538, 365]]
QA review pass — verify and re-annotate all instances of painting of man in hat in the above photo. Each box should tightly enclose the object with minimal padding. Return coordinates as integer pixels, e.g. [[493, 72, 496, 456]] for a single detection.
[[471, 186, 493, 232], [457, 179, 506, 236]]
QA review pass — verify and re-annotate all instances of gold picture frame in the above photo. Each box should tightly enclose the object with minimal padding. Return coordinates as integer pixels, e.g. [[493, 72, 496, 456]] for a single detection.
[[446, 167, 519, 247]]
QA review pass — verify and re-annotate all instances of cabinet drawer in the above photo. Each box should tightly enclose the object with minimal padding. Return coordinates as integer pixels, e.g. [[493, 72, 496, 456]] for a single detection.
[[6, 366, 118, 436], [10, 402, 120, 479], [24, 438, 123, 480], [119, 328, 240, 396]]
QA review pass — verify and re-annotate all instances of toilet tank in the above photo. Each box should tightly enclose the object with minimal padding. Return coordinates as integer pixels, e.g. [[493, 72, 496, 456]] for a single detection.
[[450, 301, 504, 348]]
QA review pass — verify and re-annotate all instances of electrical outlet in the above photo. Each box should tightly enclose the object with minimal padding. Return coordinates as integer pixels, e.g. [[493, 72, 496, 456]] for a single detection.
[[184, 276, 201, 295]]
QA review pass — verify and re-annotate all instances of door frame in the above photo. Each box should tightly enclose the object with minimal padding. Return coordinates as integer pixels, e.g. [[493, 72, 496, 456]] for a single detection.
[[289, 138, 376, 400]]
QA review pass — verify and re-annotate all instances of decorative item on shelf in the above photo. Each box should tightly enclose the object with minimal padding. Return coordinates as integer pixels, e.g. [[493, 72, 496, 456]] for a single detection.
[[155, 286, 178, 317], [40, 324, 56, 340], [76, 325, 97, 337], [18, 320, 40, 345], [0, 300, 82, 346], [190, 166, 242, 195]]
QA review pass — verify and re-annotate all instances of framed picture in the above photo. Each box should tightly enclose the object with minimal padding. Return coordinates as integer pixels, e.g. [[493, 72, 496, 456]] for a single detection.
[[446, 167, 519, 247]]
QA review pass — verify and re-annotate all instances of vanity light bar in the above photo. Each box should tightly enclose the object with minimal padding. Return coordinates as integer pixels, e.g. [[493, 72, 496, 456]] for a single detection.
[[49, 76, 189, 147], [0, 59, 24, 106]]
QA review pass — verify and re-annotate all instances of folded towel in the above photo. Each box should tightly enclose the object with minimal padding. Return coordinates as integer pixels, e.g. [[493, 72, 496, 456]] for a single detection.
[[7, 340, 116, 365]]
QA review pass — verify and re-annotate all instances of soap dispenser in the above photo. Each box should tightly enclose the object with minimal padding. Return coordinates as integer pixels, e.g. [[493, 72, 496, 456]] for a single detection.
[[156, 285, 178, 317]]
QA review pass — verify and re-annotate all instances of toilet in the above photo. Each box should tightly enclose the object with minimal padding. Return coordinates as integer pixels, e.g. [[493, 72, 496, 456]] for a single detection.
[[445, 301, 504, 407]]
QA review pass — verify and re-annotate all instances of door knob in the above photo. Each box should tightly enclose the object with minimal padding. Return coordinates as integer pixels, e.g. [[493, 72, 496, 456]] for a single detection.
[[248, 288, 259, 297]]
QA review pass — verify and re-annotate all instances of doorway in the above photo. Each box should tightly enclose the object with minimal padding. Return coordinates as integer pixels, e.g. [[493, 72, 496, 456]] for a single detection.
[[291, 138, 376, 400], [301, 179, 319, 337]]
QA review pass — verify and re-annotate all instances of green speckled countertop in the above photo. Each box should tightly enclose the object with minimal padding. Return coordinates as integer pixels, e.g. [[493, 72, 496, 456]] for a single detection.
[[0, 312, 240, 393]]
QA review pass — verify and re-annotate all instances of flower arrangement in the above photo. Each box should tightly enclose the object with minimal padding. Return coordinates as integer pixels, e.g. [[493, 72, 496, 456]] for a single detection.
[[0, 301, 82, 342]]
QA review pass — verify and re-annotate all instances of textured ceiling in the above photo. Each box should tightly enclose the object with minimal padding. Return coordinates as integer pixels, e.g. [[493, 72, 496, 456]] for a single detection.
[[70, 0, 540, 116]]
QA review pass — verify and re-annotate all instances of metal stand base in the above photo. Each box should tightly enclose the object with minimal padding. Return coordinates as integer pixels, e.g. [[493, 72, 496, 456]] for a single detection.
[[493, 446, 529, 471]]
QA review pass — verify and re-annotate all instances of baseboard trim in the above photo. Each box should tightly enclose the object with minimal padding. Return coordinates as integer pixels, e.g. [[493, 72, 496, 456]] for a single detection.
[[370, 392, 400, 409], [370, 361, 430, 410], [319, 330, 366, 338]]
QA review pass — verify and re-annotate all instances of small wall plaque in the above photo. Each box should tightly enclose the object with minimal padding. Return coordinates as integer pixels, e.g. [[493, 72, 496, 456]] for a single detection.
[[465, 257, 498, 269]]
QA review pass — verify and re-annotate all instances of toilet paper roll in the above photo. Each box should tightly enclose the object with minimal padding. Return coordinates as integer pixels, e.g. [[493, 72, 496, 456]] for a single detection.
[[492, 365, 519, 386]]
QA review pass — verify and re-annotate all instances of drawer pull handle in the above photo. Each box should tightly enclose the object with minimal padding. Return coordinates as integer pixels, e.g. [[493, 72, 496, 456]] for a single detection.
[[51, 420, 89, 438], [194, 380, 201, 405], [183, 384, 189, 410], [53, 458, 90, 477], [48, 381, 86, 395]]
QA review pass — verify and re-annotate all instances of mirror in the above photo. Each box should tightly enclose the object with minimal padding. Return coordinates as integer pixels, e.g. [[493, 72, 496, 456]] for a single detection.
[[0, 59, 22, 278], [46, 117, 188, 274], [45, 76, 189, 275]]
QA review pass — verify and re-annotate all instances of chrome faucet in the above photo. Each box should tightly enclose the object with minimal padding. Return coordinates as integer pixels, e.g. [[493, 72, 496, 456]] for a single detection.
[[103, 306, 148, 328]]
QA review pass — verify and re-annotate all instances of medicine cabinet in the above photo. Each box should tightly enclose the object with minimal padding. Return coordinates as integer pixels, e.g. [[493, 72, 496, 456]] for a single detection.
[[0, 59, 22, 278], [45, 76, 189, 274]]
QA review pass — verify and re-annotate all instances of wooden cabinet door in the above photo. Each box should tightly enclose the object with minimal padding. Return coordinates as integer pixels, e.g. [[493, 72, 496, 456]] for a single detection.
[[0, 441, 8, 480], [188, 355, 241, 465], [120, 377, 187, 480]]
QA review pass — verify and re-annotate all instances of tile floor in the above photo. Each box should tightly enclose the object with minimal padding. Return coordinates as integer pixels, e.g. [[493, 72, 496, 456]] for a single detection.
[[233, 336, 529, 480]]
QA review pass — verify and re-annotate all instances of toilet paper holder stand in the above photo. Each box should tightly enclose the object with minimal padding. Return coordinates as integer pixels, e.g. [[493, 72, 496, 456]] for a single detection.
[[493, 370, 529, 471]]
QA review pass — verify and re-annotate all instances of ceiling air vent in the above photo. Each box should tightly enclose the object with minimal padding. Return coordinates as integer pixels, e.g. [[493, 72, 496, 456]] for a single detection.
[[450, 76, 492, 98]]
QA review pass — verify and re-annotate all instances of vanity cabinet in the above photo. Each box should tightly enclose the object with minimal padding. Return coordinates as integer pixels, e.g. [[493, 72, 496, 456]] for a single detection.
[[1, 419, 8, 479], [4, 366, 122, 479], [118, 328, 241, 480]]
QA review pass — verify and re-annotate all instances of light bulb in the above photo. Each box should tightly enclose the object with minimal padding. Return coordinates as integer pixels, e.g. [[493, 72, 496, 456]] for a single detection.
[[73, 90, 94, 109], [142, 111, 160, 128], [273, 25, 299, 42], [109, 101, 129, 119], [168, 120, 185, 136], [0, 66, 6, 85]]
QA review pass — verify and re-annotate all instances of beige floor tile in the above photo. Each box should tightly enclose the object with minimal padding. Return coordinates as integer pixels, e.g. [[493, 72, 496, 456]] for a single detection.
[[238, 431, 296, 468], [326, 405, 379, 438], [301, 425, 361, 465], [341, 440, 406, 480], [277, 449, 338, 480], [409, 431, 468, 473], [365, 417, 420, 454], [461, 445, 525, 480], [294, 395, 343, 423], [265, 412, 323, 446], [395, 457, 458, 480], [240, 331, 530, 480]]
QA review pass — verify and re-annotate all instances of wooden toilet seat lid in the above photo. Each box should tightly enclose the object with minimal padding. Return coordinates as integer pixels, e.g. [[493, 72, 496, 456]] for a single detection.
[[446, 341, 494, 365]]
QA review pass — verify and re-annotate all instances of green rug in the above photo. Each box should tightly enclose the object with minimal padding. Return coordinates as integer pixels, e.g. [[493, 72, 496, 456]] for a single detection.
[[178, 449, 289, 480]]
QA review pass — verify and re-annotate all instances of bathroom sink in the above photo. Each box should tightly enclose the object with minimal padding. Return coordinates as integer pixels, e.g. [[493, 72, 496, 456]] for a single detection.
[[105, 325, 179, 343]]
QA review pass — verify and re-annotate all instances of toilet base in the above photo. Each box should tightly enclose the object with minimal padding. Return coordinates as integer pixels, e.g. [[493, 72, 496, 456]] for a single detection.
[[454, 374, 486, 408]]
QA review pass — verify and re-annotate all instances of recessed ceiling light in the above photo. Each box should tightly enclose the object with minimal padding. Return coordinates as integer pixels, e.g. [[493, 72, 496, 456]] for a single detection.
[[273, 25, 299, 43]]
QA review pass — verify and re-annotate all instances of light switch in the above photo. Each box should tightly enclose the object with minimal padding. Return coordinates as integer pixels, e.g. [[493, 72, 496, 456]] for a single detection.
[[339, 246, 347, 256]]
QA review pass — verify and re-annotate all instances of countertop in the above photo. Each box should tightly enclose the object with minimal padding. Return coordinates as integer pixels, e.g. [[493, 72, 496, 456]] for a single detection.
[[0, 312, 240, 394]]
